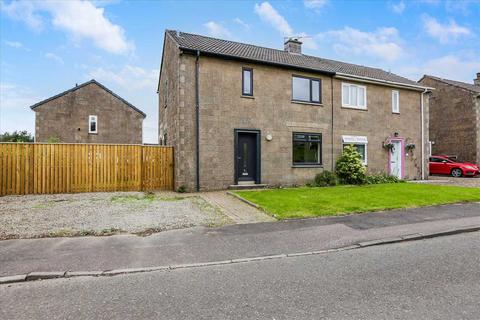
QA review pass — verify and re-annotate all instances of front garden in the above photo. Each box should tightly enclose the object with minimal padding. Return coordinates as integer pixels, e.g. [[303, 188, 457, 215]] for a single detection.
[[234, 184, 480, 219], [234, 145, 480, 219]]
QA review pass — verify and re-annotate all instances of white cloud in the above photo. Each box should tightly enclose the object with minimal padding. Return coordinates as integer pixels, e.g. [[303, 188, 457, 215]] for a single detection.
[[1, 0, 44, 31], [392, 1, 406, 14], [304, 0, 328, 11], [1, 0, 133, 54], [321, 27, 405, 61], [5, 41, 23, 48], [204, 21, 232, 38], [88, 65, 158, 91], [233, 18, 250, 30], [422, 15, 471, 43], [45, 52, 64, 64], [254, 2, 293, 36], [421, 55, 480, 82]]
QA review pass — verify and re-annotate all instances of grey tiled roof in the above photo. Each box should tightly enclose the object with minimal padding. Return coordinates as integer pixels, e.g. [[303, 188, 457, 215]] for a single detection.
[[167, 30, 422, 88], [30, 79, 146, 117], [421, 75, 480, 94]]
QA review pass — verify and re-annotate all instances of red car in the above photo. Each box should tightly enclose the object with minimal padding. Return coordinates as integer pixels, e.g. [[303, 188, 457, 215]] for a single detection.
[[429, 155, 479, 177]]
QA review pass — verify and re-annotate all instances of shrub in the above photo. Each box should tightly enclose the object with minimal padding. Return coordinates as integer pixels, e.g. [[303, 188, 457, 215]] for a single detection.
[[314, 171, 338, 187], [177, 185, 187, 193], [335, 145, 366, 185], [365, 173, 403, 185]]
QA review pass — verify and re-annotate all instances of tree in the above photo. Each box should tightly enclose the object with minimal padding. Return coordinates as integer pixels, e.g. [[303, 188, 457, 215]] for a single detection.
[[0, 131, 34, 142], [335, 145, 366, 185]]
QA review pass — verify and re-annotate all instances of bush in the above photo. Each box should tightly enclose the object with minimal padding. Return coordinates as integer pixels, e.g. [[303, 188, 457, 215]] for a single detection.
[[177, 185, 187, 193], [314, 171, 338, 187], [365, 173, 404, 185], [335, 145, 366, 185]]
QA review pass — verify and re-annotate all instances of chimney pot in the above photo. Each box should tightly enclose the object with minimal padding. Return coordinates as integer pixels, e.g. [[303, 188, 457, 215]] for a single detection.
[[284, 37, 302, 54], [475, 72, 480, 86]]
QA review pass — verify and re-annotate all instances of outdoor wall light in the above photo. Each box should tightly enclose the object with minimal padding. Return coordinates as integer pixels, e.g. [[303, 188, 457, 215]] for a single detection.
[[265, 134, 273, 141]]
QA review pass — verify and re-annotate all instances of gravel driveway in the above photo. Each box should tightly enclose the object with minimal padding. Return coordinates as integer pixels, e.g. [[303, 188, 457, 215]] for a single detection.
[[0, 192, 232, 239], [427, 175, 480, 188]]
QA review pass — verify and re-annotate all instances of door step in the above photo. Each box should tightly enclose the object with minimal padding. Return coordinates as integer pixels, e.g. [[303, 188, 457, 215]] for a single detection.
[[228, 184, 268, 190]]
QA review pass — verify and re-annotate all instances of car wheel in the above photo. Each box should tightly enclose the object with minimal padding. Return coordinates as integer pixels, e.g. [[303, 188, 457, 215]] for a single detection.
[[451, 168, 463, 177]]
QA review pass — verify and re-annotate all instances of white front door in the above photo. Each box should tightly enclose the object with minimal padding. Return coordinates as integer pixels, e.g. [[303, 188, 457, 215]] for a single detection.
[[390, 140, 402, 179]]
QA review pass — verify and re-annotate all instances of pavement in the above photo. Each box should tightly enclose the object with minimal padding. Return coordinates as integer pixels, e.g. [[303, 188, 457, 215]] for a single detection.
[[1, 202, 480, 278], [1, 232, 479, 319]]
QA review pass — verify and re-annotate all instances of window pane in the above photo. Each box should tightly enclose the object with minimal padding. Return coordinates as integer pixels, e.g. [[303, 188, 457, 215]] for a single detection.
[[342, 85, 350, 105], [358, 87, 365, 107], [294, 134, 306, 141], [311, 80, 320, 102], [90, 120, 96, 132], [293, 77, 310, 101], [305, 142, 319, 163], [293, 133, 321, 164], [355, 144, 366, 162], [293, 141, 306, 163], [243, 70, 252, 95], [392, 91, 399, 112], [350, 86, 358, 106]]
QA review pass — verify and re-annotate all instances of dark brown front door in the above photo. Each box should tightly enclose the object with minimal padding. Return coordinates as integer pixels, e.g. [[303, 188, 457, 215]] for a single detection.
[[236, 132, 258, 182]]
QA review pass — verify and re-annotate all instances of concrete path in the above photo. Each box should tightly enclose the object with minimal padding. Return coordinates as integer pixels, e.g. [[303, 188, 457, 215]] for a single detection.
[[2, 232, 479, 319], [1, 203, 480, 277], [199, 191, 274, 223]]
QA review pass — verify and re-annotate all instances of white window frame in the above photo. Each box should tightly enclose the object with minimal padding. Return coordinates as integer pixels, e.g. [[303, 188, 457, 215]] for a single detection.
[[392, 90, 400, 113], [341, 83, 367, 110], [342, 135, 368, 165], [88, 115, 98, 134]]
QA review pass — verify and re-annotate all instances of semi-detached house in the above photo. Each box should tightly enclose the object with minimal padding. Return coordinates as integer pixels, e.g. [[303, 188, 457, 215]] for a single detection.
[[158, 30, 431, 191]]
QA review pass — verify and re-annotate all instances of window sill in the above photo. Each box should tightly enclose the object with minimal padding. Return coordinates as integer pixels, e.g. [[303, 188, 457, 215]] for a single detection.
[[341, 105, 368, 111], [88, 132, 98, 135], [392, 112, 400, 114], [292, 164, 323, 168], [241, 95, 254, 99], [291, 100, 323, 106]]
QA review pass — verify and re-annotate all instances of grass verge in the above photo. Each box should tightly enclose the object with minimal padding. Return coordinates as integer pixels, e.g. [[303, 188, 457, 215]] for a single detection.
[[234, 183, 480, 219]]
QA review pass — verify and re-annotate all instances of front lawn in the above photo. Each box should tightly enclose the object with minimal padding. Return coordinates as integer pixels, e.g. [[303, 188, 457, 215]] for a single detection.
[[234, 183, 480, 219]]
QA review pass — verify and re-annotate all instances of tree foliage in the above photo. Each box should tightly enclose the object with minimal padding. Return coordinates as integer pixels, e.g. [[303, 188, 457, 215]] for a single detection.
[[335, 145, 366, 185], [0, 130, 34, 142]]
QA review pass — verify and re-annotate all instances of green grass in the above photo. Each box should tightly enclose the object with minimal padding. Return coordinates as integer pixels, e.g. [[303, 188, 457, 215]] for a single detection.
[[235, 183, 480, 219]]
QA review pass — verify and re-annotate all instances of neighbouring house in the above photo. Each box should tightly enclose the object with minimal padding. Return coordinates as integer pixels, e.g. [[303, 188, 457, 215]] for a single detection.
[[158, 30, 430, 191], [419, 74, 480, 165], [31, 79, 146, 144]]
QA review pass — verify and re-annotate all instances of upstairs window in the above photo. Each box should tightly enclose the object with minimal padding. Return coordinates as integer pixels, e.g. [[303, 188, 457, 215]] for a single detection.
[[342, 83, 367, 109], [292, 76, 321, 103], [392, 90, 400, 113], [88, 115, 97, 134], [242, 68, 253, 96], [293, 132, 322, 165]]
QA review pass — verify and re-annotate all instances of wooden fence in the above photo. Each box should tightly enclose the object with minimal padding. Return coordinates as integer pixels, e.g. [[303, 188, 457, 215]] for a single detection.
[[0, 143, 174, 196]]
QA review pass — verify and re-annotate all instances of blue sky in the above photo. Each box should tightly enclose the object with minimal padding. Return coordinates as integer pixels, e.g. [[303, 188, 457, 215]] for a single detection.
[[1, 0, 479, 143]]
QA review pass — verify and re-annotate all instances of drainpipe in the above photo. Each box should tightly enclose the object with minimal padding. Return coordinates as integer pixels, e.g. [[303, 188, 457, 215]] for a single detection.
[[421, 88, 428, 180], [195, 50, 200, 191], [331, 77, 334, 171]]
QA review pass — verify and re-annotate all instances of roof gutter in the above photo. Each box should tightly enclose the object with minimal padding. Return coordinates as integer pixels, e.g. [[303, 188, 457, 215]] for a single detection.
[[335, 73, 434, 91]]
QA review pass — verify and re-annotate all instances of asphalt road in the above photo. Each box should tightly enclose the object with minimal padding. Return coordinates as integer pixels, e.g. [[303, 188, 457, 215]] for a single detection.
[[1, 232, 479, 320]]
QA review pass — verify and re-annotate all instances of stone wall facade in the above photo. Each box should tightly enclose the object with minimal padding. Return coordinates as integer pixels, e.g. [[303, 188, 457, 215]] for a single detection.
[[34, 82, 144, 144], [419, 77, 480, 164], [159, 36, 429, 191]]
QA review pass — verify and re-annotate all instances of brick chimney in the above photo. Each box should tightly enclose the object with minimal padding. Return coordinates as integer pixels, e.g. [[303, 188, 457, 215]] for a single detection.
[[284, 37, 302, 54], [474, 72, 480, 86]]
